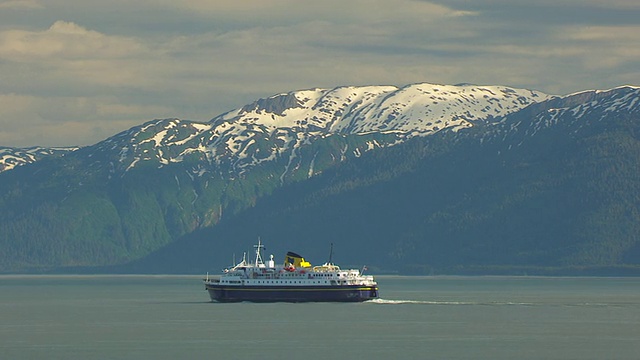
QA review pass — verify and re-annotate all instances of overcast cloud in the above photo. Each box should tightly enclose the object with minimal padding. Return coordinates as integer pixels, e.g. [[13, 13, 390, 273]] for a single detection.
[[1, 0, 639, 146]]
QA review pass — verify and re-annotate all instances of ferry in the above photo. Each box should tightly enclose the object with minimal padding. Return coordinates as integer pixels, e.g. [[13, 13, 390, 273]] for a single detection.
[[204, 240, 379, 302]]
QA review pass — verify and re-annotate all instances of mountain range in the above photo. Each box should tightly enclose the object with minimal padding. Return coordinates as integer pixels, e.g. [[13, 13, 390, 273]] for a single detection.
[[1, 83, 639, 274]]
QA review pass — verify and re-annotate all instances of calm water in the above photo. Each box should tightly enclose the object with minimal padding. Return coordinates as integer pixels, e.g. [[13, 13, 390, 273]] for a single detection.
[[1, 275, 639, 359]]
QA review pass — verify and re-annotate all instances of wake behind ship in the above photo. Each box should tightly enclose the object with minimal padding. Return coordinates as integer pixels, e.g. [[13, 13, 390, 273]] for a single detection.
[[204, 240, 379, 302]]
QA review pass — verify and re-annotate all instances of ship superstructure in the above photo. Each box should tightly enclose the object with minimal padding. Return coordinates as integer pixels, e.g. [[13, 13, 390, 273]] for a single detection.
[[204, 240, 379, 302]]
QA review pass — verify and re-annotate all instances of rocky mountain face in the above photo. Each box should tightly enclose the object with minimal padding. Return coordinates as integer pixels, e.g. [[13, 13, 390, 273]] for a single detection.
[[1, 83, 639, 274]]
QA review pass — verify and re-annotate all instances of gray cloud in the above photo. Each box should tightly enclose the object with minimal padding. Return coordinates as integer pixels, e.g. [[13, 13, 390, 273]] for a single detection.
[[428, 0, 640, 26], [0, 0, 639, 146]]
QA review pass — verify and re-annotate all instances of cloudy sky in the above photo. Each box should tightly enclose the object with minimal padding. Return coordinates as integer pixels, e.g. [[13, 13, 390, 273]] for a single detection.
[[1, 0, 639, 147]]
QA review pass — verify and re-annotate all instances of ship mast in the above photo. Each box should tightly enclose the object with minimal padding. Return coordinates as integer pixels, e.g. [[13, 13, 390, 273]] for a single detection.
[[254, 237, 265, 266]]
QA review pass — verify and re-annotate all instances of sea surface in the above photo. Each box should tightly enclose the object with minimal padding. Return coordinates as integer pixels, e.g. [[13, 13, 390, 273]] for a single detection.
[[1, 275, 639, 359]]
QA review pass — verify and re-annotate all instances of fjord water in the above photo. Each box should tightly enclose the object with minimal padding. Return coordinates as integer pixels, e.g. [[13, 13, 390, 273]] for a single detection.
[[1, 276, 638, 359]]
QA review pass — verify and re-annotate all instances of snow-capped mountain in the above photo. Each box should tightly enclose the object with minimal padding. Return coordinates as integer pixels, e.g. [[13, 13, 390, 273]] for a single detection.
[[130, 84, 640, 275], [2, 82, 640, 274], [81, 83, 551, 179], [3, 83, 639, 181], [0, 146, 77, 172]]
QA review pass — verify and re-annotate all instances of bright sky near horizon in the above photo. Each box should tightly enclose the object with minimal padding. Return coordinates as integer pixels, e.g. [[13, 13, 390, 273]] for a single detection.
[[1, 0, 639, 147]]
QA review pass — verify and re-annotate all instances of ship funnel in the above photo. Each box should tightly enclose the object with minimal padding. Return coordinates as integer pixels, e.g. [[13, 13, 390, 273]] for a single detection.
[[284, 251, 311, 268]]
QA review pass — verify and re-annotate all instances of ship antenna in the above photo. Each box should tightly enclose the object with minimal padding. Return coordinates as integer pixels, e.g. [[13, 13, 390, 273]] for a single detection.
[[328, 242, 334, 264]]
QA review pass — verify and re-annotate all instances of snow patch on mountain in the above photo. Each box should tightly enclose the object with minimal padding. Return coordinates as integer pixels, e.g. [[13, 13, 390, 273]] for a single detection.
[[530, 86, 640, 135], [217, 83, 549, 136], [483, 86, 640, 145], [0, 146, 78, 172]]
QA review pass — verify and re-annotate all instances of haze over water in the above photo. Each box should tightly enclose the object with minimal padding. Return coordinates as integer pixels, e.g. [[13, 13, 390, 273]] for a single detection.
[[1, 275, 638, 359]]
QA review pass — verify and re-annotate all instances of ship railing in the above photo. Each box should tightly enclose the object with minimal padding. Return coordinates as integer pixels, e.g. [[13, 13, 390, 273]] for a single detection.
[[312, 263, 341, 272]]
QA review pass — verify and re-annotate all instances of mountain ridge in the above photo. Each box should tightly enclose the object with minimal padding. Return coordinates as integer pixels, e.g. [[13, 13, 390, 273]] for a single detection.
[[2, 83, 550, 176]]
